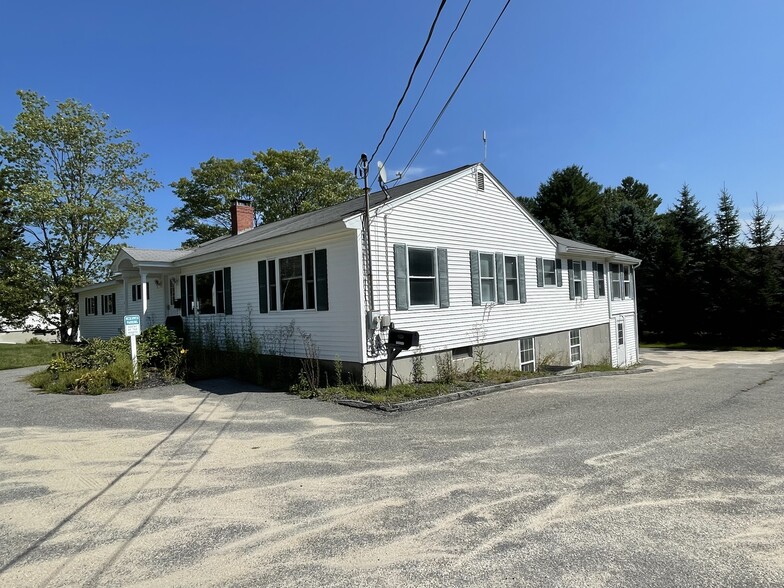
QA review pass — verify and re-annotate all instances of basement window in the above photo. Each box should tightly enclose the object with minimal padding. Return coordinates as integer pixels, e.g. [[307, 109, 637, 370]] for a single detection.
[[452, 346, 473, 359]]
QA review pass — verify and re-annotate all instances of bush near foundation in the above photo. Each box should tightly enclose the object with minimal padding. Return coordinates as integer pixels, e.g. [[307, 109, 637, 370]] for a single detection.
[[28, 325, 186, 395]]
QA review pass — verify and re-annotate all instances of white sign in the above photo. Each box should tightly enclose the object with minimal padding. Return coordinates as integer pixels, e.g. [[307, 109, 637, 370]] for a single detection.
[[124, 315, 141, 337]]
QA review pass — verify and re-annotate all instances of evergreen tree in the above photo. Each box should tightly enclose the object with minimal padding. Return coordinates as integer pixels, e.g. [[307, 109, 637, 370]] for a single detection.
[[527, 165, 602, 241], [655, 185, 713, 341], [709, 186, 747, 343], [743, 195, 782, 344]]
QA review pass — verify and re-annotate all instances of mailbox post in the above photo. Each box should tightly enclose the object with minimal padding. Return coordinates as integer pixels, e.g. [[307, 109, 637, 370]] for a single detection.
[[386, 328, 419, 389]]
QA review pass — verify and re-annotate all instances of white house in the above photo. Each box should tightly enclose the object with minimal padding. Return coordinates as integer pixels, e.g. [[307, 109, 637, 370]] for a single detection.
[[76, 164, 641, 385]]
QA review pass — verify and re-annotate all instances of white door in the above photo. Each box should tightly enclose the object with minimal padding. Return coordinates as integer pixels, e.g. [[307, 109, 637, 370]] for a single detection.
[[617, 318, 626, 367]]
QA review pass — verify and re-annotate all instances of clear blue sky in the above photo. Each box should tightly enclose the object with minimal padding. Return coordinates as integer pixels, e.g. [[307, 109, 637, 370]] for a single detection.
[[2, 1, 783, 249]]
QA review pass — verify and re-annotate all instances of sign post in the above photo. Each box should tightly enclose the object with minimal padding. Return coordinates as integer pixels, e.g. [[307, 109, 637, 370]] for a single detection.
[[124, 315, 141, 380]]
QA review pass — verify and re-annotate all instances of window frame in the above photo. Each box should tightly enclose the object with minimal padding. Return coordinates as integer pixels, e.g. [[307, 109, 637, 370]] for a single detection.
[[520, 337, 535, 372], [623, 266, 632, 298], [189, 269, 226, 315], [407, 247, 438, 307], [85, 296, 98, 316], [267, 252, 321, 312], [572, 260, 584, 299], [101, 294, 115, 315], [596, 263, 606, 297], [617, 321, 624, 345], [479, 252, 496, 303], [569, 329, 582, 364], [542, 259, 557, 286], [504, 255, 519, 302], [610, 263, 622, 300]]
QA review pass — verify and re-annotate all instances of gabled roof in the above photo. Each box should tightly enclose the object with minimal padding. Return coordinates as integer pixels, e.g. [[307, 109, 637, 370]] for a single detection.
[[553, 235, 641, 264], [107, 165, 475, 267], [120, 248, 192, 263]]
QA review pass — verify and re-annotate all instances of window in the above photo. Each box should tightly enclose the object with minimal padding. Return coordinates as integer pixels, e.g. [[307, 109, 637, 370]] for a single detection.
[[623, 266, 632, 298], [520, 337, 535, 372], [101, 294, 115, 315], [480, 253, 496, 303], [617, 322, 624, 345], [595, 263, 606, 297], [572, 261, 584, 298], [453, 346, 472, 359], [610, 263, 622, 299], [184, 268, 231, 315], [85, 296, 97, 316], [570, 329, 582, 364], [131, 283, 149, 302], [536, 257, 558, 287], [408, 248, 437, 306], [504, 256, 519, 301], [260, 252, 327, 313]]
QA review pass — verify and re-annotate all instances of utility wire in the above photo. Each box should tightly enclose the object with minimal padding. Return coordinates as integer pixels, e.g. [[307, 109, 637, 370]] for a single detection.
[[398, 0, 511, 183], [373, 0, 474, 186], [368, 0, 448, 165]]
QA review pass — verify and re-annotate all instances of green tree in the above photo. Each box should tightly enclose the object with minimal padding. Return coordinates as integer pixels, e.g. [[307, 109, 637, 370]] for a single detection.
[[599, 177, 662, 259], [0, 170, 43, 327], [743, 194, 782, 344], [653, 185, 713, 341], [169, 157, 261, 248], [708, 186, 747, 343], [0, 90, 159, 341], [169, 143, 359, 247], [526, 165, 603, 241]]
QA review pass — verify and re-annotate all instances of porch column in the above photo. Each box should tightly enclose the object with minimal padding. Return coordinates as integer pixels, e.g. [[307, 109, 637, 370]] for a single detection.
[[140, 272, 148, 320]]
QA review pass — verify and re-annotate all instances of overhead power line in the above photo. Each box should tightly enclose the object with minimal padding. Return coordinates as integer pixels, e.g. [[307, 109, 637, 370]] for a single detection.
[[398, 0, 511, 182], [368, 0, 448, 165], [374, 0, 474, 186]]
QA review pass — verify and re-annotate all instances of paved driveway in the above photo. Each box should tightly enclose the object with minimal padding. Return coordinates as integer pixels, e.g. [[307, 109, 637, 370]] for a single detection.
[[1, 350, 783, 587]]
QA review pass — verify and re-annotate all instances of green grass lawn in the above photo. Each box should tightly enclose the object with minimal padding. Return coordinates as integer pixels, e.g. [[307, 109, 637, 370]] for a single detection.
[[0, 343, 74, 370]]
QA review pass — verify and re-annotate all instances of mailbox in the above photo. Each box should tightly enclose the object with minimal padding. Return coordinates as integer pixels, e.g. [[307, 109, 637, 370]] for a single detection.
[[388, 328, 419, 350]]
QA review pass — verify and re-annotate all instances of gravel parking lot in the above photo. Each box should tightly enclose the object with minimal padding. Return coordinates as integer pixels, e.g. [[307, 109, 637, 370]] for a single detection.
[[1, 349, 783, 587]]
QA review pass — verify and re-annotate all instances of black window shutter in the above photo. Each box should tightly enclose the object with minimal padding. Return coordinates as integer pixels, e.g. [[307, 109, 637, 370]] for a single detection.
[[536, 257, 544, 287], [180, 276, 187, 316], [517, 256, 526, 303], [630, 267, 636, 300], [393, 243, 409, 311], [93, 296, 97, 315], [315, 249, 329, 311], [567, 260, 575, 300], [111, 293, 116, 314], [101, 295, 105, 315], [469, 250, 481, 306], [556, 259, 563, 287], [223, 267, 233, 315], [187, 275, 195, 315], [592, 262, 599, 299], [258, 260, 268, 313], [437, 248, 449, 308], [581, 261, 587, 297], [495, 252, 506, 304]]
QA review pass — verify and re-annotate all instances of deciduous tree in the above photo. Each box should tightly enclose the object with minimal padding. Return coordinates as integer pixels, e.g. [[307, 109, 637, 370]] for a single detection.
[[0, 90, 159, 341], [168, 143, 359, 247]]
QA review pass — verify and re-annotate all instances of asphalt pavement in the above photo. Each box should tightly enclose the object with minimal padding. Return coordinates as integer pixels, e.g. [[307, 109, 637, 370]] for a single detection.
[[0, 350, 782, 587]]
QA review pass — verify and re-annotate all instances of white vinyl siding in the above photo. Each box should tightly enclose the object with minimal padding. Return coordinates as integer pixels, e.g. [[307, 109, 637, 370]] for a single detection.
[[365, 170, 612, 362]]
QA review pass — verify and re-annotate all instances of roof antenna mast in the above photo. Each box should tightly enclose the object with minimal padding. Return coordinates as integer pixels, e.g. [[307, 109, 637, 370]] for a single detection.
[[482, 130, 487, 163]]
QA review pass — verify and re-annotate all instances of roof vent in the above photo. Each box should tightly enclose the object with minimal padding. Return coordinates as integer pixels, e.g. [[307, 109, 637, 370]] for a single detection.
[[477, 171, 485, 191]]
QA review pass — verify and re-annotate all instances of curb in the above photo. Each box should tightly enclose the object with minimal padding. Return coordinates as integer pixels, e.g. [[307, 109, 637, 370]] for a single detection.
[[335, 367, 654, 413]]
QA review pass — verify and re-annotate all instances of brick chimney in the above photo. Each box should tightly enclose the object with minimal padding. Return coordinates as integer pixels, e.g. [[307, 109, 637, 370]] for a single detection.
[[230, 199, 254, 235]]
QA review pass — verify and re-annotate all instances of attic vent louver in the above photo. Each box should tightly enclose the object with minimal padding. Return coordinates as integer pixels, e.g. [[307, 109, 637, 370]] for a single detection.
[[477, 171, 485, 191]]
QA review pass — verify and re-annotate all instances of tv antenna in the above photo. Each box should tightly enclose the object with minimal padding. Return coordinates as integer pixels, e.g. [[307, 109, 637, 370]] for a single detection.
[[377, 161, 393, 199], [482, 130, 487, 162]]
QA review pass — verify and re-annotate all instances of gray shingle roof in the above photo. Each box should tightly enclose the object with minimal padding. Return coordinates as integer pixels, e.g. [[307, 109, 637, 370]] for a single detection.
[[121, 248, 192, 263], [179, 164, 475, 260], [553, 235, 641, 264]]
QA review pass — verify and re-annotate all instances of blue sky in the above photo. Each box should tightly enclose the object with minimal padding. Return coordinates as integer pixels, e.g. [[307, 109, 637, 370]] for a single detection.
[[2, 1, 783, 249]]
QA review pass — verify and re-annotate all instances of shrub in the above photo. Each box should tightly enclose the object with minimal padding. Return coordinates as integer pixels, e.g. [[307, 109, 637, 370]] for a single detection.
[[25, 337, 48, 345], [435, 353, 460, 384]]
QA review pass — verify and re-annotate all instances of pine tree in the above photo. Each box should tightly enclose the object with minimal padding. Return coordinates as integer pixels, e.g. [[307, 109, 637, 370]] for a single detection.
[[743, 195, 782, 344], [656, 185, 713, 341], [709, 186, 746, 343]]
